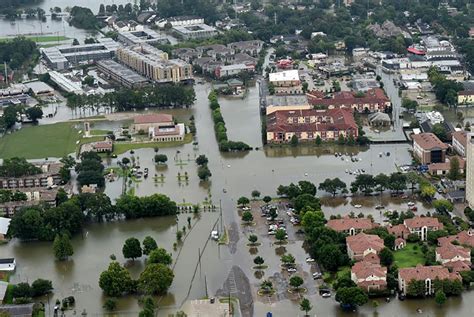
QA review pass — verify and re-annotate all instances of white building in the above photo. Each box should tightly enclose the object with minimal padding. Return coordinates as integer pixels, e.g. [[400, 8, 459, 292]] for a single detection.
[[466, 133, 474, 208], [215, 63, 255, 78], [156, 16, 204, 28]]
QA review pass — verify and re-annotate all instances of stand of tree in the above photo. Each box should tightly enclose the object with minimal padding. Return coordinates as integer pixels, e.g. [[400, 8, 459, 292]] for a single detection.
[[208, 91, 251, 152], [76, 152, 105, 188], [66, 84, 195, 113], [0, 157, 42, 177], [69, 6, 101, 30]]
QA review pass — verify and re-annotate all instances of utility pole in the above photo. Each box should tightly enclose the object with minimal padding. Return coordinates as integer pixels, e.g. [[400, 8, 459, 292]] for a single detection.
[[198, 247, 202, 277], [204, 275, 208, 298]]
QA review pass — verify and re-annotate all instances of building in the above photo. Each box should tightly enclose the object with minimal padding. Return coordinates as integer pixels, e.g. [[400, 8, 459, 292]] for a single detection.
[[117, 29, 168, 46], [149, 123, 185, 142], [351, 261, 387, 292], [404, 216, 443, 241], [113, 20, 144, 32], [0, 162, 62, 190], [116, 44, 193, 83], [173, 24, 217, 40], [227, 40, 264, 57], [326, 216, 376, 235], [412, 133, 448, 164], [438, 230, 474, 248], [452, 131, 467, 157], [155, 16, 204, 28], [266, 108, 359, 143], [428, 156, 465, 176], [0, 217, 10, 241], [132, 113, 174, 133], [346, 233, 384, 261], [0, 188, 58, 217], [458, 90, 474, 105], [269, 70, 301, 95], [398, 265, 461, 296], [41, 38, 120, 70], [436, 242, 471, 272], [307, 88, 390, 113], [368, 112, 391, 126], [0, 258, 16, 272], [91, 140, 113, 153], [48, 71, 83, 94], [388, 224, 410, 239], [215, 63, 255, 78], [97, 60, 148, 89], [467, 133, 474, 208]]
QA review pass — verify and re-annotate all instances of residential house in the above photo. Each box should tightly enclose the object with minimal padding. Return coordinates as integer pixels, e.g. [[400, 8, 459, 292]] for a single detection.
[[0, 217, 11, 241], [172, 48, 199, 63], [307, 88, 390, 113], [227, 40, 264, 57], [438, 229, 474, 248], [387, 224, 410, 239], [398, 264, 461, 296], [132, 114, 174, 133], [0, 258, 16, 272], [436, 242, 471, 272], [351, 261, 387, 292], [404, 216, 443, 241], [412, 133, 448, 164], [346, 233, 384, 261], [452, 131, 467, 157], [326, 216, 376, 235], [266, 108, 359, 143], [428, 156, 465, 176]]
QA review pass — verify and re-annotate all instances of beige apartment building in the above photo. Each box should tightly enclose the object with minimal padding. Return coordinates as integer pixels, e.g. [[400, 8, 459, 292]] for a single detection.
[[466, 133, 474, 208], [116, 44, 193, 83]]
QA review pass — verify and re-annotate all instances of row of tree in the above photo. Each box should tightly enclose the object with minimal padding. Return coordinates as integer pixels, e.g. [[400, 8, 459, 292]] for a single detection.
[[208, 91, 252, 152], [65, 84, 196, 113], [0, 157, 42, 177], [76, 151, 105, 188], [0, 104, 43, 132]]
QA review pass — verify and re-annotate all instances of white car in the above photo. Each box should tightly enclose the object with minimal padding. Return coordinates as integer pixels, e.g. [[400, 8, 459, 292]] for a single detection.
[[407, 202, 415, 207], [287, 268, 297, 273], [242, 206, 251, 211], [306, 257, 315, 263], [312, 272, 322, 279], [321, 292, 331, 298], [268, 231, 276, 235], [354, 204, 362, 208]]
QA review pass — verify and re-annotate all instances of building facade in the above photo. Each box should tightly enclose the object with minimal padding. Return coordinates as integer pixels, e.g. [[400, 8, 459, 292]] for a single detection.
[[466, 133, 474, 208], [398, 265, 461, 296], [412, 133, 448, 164], [97, 60, 149, 89], [404, 217, 443, 241], [326, 217, 376, 235]]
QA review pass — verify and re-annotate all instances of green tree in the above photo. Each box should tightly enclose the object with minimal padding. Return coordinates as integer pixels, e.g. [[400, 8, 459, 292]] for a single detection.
[[197, 165, 212, 180], [248, 234, 258, 245], [433, 199, 454, 214], [448, 157, 461, 180], [25, 106, 43, 122], [31, 279, 53, 297], [302, 210, 326, 232], [335, 287, 368, 307], [374, 173, 390, 194], [290, 134, 299, 146], [293, 193, 321, 212], [237, 196, 250, 206], [388, 172, 407, 194], [318, 178, 347, 196], [435, 289, 447, 305], [275, 228, 287, 243], [251, 190, 261, 199], [154, 154, 168, 164], [300, 297, 312, 316], [253, 256, 265, 268], [281, 253, 295, 267], [142, 236, 158, 255], [99, 262, 133, 297], [195, 155, 208, 166], [384, 234, 396, 250], [315, 135, 322, 145], [242, 211, 254, 224], [351, 174, 375, 195], [53, 234, 74, 261], [122, 237, 142, 261], [406, 172, 419, 194], [263, 196, 272, 204], [406, 279, 425, 297], [148, 248, 172, 266], [379, 247, 394, 266], [432, 123, 448, 141], [289, 275, 304, 290], [138, 263, 174, 295], [103, 298, 117, 311], [12, 282, 32, 299]]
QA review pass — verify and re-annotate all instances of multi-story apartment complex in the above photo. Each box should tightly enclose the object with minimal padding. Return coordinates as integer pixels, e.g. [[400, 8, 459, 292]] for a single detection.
[[452, 131, 467, 157], [404, 217, 443, 241], [326, 217, 376, 235], [116, 44, 193, 83], [466, 133, 474, 208], [97, 60, 149, 89], [0, 162, 62, 190], [398, 265, 461, 296], [266, 108, 359, 143]]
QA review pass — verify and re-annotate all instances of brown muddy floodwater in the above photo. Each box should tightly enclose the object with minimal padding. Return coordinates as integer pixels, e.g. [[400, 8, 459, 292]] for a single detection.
[[2, 82, 473, 316]]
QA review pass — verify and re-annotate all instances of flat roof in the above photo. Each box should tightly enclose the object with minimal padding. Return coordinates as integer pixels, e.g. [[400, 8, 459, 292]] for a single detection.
[[269, 70, 300, 82], [173, 23, 216, 34], [97, 60, 148, 84]]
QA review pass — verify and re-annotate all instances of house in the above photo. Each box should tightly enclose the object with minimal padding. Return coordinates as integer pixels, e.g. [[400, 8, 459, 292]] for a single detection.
[[0, 258, 16, 271], [346, 233, 385, 261], [148, 123, 185, 142], [395, 238, 406, 250], [387, 224, 410, 239], [458, 91, 474, 105], [435, 242, 471, 272], [404, 216, 443, 241], [266, 108, 359, 143], [269, 70, 301, 95], [452, 131, 467, 157], [438, 229, 474, 248], [326, 216, 376, 235], [0, 217, 11, 241], [227, 40, 264, 57], [398, 264, 461, 296], [351, 261, 387, 292], [91, 140, 113, 153], [428, 156, 465, 176], [307, 88, 390, 113], [132, 113, 174, 133], [411, 133, 448, 164]]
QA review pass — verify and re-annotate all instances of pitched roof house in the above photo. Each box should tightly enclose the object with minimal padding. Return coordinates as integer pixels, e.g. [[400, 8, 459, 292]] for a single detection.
[[387, 224, 410, 239], [438, 229, 474, 248], [351, 261, 387, 292], [327, 216, 376, 235], [436, 240, 471, 272], [404, 216, 443, 241], [346, 233, 384, 261], [398, 264, 461, 295]]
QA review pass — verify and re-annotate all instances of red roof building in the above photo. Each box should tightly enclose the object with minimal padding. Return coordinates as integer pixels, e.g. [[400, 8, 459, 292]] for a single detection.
[[438, 230, 474, 248], [326, 216, 376, 235], [412, 133, 448, 164], [133, 113, 175, 132], [266, 108, 358, 143], [404, 216, 443, 241], [351, 261, 387, 292], [346, 233, 384, 261], [398, 264, 461, 295], [388, 224, 410, 239], [306, 88, 390, 113], [436, 242, 471, 272]]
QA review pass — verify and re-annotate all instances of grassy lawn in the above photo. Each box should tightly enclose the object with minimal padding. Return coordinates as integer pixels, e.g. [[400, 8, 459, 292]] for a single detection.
[[3, 284, 14, 304], [393, 243, 426, 268], [0, 35, 69, 43], [112, 133, 193, 155], [90, 129, 111, 136], [323, 266, 350, 285], [0, 122, 82, 159]]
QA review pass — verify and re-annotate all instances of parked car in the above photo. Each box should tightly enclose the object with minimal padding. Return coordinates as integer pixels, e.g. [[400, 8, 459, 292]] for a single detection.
[[306, 257, 315, 263], [312, 272, 322, 279], [287, 268, 297, 273]]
